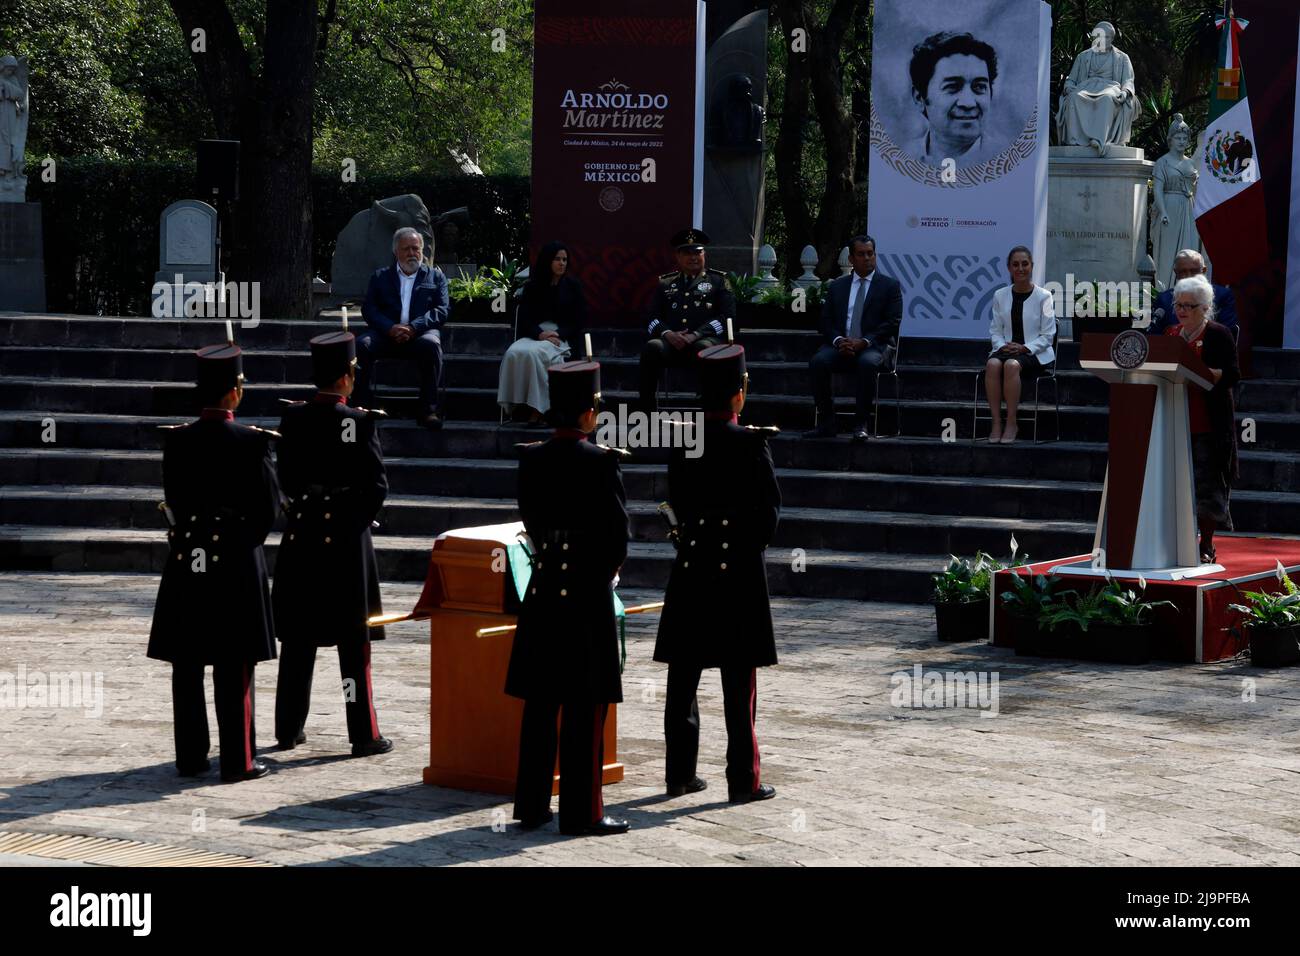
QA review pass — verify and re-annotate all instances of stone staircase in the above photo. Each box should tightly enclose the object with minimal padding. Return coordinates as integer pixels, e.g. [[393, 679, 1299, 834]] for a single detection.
[[2, 311, 1297, 602]]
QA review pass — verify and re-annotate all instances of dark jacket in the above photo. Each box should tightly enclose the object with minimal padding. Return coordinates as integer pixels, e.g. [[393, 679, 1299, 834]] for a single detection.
[[361, 262, 449, 337], [1196, 320, 1241, 475], [505, 434, 629, 704], [654, 419, 781, 669], [818, 270, 903, 354], [148, 414, 280, 665], [518, 275, 587, 344], [272, 396, 388, 646], [646, 269, 736, 340]]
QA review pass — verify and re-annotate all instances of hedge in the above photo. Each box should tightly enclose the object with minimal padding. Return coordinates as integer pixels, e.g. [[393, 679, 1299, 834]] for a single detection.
[[27, 158, 531, 316]]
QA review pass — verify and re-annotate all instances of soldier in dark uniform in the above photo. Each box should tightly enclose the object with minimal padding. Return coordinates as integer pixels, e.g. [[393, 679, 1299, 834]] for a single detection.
[[638, 228, 736, 411], [273, 330, 393, 757], [655, 344, 781, 803], [148, 344, 279, 782], [505, 361, 631, 836]]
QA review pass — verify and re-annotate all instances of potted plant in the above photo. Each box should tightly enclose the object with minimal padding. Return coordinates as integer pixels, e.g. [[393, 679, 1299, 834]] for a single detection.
[[736, 281, 796, 330], [932, 552, 998, 643], [1090, 577, 1175, 664], [1228, 565, 1300, 667], [1032, 586, 1109, 658], [448, 272, 500, 323], [999, 571, 1061, 653]]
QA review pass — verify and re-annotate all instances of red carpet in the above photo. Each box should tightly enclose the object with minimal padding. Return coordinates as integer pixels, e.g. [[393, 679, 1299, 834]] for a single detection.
[[991, 535, 1300, 662]]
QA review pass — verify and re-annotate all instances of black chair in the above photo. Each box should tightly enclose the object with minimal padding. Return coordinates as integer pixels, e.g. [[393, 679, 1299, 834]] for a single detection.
[[813, 338, 903, 438], [972, 330, 1060, 443]]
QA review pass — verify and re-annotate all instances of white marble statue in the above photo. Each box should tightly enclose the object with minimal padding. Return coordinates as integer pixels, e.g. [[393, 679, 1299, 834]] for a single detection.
[[0, 55, 29, 202], [1055, 22, 1140, 157], [1152, 114, 1201, 291]]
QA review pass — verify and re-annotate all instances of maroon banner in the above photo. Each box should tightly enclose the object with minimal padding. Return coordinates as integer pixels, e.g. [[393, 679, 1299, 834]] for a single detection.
[[530, 0, 705, 325]]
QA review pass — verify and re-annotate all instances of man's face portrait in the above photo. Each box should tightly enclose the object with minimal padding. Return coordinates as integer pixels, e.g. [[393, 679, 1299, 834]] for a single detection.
[[396, 233, 423, 273], [675, 248, 705, 275], [849, 241, 877, 277], [912, 53, 990, 156]]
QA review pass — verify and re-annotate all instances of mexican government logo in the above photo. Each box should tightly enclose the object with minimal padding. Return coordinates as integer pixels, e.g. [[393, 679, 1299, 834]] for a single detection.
[[1203, 129, 1255, 185], [1110, 329, 1149, 370], [599, 186, 624, 212]]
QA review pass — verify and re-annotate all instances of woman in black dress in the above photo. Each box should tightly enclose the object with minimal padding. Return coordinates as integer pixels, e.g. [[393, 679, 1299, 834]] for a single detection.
[[497, 241, 588, 424], [1166, 274, 1239, 562]]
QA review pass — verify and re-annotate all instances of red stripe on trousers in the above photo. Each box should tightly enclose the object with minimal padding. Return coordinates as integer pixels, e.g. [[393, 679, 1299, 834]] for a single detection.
[[362, 643, 380, 739], [748, 669, 760, 789], [242, 663, 254, 771], [591, 704, 605, 823]]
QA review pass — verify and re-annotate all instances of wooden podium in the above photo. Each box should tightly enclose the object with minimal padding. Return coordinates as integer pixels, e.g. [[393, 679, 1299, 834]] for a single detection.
[[412, 522, 623, 795], [1075, 331, 1216, 576]]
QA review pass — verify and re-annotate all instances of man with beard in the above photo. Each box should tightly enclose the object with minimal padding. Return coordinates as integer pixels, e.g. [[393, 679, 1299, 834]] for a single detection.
[[356, 227, 449, 430]]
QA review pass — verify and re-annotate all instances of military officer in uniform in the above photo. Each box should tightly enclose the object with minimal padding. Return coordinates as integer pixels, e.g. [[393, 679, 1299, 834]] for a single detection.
[[506, 360, 631, 836], [148, 343, 279, 782], [638, 228, 736, 411], [655, 344, 781, 803], [273, 330, 393, 757]]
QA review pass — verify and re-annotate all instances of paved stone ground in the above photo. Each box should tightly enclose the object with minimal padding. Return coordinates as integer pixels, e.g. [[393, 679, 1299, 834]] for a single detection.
[[2, 572, 1300, 867]]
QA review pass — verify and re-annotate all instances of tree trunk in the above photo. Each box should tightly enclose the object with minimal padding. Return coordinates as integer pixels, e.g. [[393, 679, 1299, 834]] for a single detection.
[[807, 0, 858, 276], [168, 0, 317, 320], [774, 1, 813, 280], [256, 0, 317, 319]]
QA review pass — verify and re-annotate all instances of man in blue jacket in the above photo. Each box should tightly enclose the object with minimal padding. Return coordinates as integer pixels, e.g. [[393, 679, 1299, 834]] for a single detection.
[[805, 235, 903, 441], [1147, 249, 1236, 336], [357, 227, 449, 430]]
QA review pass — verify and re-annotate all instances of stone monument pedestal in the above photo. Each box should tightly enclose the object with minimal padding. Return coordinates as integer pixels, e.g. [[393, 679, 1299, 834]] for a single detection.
[[0, 202, 46, 311], [1047, 146, 1152, 339]]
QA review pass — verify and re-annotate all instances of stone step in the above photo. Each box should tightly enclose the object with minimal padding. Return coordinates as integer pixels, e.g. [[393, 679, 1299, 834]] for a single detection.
[[0, 484, 1098, 558], [4, 471, 1297, 541], [878, 397, 1300, 450], [17, 376, 1296, 449], [0, 314, 822, 364], [1249, 348, 1300, 379], [2, 427, 1296, 495], [7, 345, 1296, 415], [0, 523, 975, 603]]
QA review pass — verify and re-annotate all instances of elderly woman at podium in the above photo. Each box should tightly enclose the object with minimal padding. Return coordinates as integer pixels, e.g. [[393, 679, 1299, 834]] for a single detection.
[[1165, 274, 1240, 563], [497, 241, 587, 425], [984, 245, 1056, 443]]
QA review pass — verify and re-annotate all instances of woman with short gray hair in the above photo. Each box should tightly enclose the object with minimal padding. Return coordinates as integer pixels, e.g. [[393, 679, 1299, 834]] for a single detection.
[[1165, 274, 1239, 563]]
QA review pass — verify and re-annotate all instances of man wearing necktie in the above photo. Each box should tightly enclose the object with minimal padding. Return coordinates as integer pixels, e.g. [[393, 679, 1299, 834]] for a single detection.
[[806, 236, 903, 441]]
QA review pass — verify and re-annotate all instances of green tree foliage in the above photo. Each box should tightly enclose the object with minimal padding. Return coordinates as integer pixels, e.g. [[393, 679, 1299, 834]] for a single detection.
[[0, 0, 533, 173]]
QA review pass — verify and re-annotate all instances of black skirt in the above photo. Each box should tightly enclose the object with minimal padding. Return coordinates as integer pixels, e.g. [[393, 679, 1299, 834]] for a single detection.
[[991, 348, 1053, 380]]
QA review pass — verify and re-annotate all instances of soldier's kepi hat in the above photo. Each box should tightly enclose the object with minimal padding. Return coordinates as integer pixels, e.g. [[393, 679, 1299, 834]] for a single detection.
[[698, 343, 746, 404], [547, 360, 601, 418], [195, 343, 244, 396], [671, 228, 710, 252], [310, 330, 357, 384]]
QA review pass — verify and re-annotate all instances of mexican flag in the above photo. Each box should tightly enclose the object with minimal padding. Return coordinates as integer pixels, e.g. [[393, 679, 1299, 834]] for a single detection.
[[1194, 9, 1271, 284]]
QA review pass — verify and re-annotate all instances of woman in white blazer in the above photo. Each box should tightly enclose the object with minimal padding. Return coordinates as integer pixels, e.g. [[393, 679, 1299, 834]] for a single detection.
[[985, 245, 1056, 443]]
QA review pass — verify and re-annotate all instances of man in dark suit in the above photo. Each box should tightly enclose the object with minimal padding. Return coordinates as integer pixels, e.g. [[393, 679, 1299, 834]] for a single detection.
[[147, 343, 279, 782], [1147, 249, 1236, 335], [506, 361, 630, 836], [806, 235, 904, 441], [272, 329, 393, 758], [356, 227, 449, 430], [655, 344, 781, 804], [638, 228, 736, 411]]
